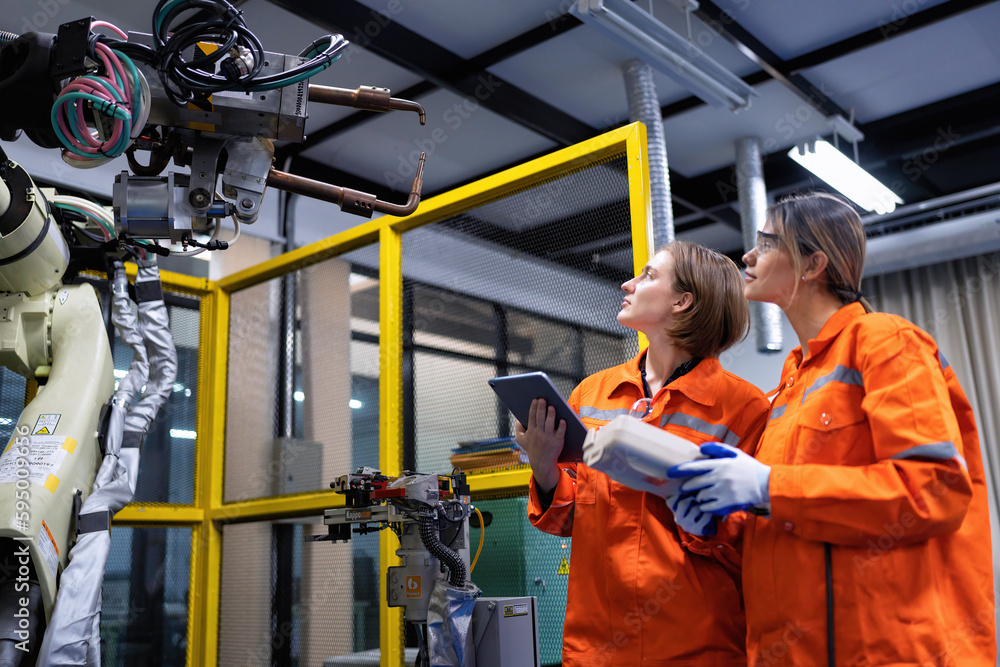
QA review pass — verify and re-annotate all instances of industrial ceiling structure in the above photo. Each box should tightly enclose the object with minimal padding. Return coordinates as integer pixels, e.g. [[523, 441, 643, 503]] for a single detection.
[[6, 0, 1000, 270]]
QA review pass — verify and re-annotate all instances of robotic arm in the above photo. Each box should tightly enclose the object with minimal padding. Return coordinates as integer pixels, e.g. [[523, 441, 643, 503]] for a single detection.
[[0, 1, 428, 257], [0, 1, 432, 662], [317, 468, 541, 667], [319, 468, 475, 622]]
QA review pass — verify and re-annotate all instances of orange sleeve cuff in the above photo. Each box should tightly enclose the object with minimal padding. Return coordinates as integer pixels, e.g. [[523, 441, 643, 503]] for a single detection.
[[527, 468, 577, 537], [767, 463, 803, 535]]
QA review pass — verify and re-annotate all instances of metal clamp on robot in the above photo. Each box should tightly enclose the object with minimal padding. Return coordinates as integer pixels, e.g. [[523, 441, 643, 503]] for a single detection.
[[321, 467, 474, 619], [0, 2, 430, 259], [316, 467, 540, 667]]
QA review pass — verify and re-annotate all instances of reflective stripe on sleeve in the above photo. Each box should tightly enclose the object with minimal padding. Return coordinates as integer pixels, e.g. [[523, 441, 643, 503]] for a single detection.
[[889, 441, 967, 470], [939, 350, 950, 370], [578, 406, 633, 421], [801, 365, 863, 404], [769, 404, 787, 421], [660, 412, 740, 447]]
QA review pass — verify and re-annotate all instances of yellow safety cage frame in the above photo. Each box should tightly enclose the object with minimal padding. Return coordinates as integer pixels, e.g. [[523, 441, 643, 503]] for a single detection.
[[112, 122, 652, 666]]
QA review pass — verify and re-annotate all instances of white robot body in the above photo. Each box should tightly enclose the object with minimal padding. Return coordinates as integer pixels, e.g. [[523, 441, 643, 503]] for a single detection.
[[0, 160, 70, 297]]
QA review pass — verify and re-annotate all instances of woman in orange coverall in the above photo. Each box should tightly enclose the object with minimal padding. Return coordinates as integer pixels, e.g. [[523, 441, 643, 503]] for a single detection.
[[669, 192, 996, 666], [516, 241, 772, 666]]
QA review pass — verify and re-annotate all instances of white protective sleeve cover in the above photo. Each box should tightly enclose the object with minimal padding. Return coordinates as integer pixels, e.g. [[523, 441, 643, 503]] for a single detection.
[[583, 416, 704, 497]]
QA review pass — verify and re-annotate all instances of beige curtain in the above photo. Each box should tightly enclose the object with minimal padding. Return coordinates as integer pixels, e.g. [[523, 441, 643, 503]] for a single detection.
[[864, 251, 1000, 609]]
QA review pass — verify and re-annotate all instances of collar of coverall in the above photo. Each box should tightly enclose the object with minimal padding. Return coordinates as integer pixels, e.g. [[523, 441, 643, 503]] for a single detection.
[[788, 301, 867, 369], [614, 349, 722, 407]]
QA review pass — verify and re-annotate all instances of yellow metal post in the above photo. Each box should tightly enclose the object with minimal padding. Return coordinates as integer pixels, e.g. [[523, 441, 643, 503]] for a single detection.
[[186, 287, 229, 667], [171, 123, 653, 666], [379, 225, 405, 667], [626, 122, 654, 350]]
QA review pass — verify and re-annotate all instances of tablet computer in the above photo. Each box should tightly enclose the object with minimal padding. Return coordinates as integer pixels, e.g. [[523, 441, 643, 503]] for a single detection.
[[488, 372, 587, 462]]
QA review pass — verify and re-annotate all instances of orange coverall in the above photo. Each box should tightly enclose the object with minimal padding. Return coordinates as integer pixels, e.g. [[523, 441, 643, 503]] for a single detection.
[[528, 352, 771, 666], [685, 303, 996, 665]]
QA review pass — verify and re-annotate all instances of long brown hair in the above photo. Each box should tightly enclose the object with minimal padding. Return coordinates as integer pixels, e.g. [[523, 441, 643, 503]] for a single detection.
[[663, 241, 750, 357], [767, 192, 874, 313]]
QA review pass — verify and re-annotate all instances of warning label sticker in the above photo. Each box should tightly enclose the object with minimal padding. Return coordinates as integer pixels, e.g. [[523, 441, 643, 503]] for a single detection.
[[0, 435, 76, 491], [557, 555, 570, 575], [38, 520, 59, 578], [503, 603, 529, 618], [32, 414, 60, 435]]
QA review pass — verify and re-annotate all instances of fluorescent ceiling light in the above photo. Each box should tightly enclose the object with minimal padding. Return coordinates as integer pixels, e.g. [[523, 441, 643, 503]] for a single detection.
[[571, 0, 756, 110], [788, 140, 903, 215]]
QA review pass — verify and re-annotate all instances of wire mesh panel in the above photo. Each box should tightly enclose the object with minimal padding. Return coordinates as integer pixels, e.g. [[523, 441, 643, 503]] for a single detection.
[[0, 369, 27, 447], [471, 496, 568, 667], [401, 154, 638, 474], [217, 520, 381, 666], [112, 296, 201, 504], [224, 246, 381, 502], [100, 526, 190, 666]]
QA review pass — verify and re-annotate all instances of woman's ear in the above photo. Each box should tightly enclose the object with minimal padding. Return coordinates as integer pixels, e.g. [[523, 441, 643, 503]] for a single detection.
[[673, 292, 694, 314], [803, 251, 829, 282]]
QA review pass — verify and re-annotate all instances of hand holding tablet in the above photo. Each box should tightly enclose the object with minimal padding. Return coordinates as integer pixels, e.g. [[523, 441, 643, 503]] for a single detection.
[[488, 372, 587, 462]]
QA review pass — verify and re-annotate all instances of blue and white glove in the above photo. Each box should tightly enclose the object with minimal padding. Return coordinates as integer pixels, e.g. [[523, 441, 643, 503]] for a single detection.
[[667, 442, 771, 516], [666, 493, 716, 536]]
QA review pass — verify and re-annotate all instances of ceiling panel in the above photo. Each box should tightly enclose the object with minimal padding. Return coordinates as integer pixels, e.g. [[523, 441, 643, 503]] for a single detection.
[[489, 27, 690, 129], [238, 1, 426, 130], [709, 0, 952, 60], [301, 88, 558, 193], [800, 2, 1000, 123], [351, 0, 568, 59], [660, 79, 833, 177], [677, 220, 744, 254], [489, 7, 762, 129]]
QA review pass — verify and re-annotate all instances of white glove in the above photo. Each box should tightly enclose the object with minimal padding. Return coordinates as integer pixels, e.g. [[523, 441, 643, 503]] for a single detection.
[[668, 442, 771, 516], [666, 493, 716, 536]]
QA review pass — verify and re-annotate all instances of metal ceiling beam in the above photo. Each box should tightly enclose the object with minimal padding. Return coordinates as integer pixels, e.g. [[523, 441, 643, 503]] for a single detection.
[[691, 0, 851, 119], [784, 0, 996, 74], [266, 0, 594, 146], [277, 13, 583, 162], [678, 81, 1000, 215], [656, 0, 994, 122]]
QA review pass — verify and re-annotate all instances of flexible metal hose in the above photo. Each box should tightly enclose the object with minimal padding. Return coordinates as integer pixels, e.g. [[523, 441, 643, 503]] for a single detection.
[[624, 58, 674, 248], [418, 514, 466, 587]]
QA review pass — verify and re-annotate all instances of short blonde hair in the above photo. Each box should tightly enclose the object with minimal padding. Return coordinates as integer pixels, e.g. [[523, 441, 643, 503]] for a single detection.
[[662, 241, 749, 358], [768, 192, 873, 312]]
